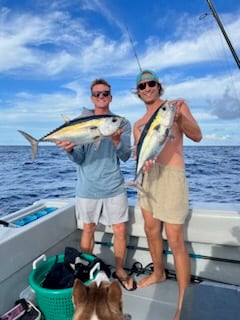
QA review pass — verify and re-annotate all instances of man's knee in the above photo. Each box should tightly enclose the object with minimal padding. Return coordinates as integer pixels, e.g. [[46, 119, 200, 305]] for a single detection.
[[168, 236, 186, 253], [83, 223, 96, 234], [113, 222, 126, 238]]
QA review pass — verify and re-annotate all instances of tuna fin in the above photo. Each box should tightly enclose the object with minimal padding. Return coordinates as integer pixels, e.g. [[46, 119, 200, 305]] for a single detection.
[[93, 139, 101, 150], [18, 130, 39, 161], [88, 126, 102, 150], [61, 114, 71, 123], [82, 107, 93, 116]]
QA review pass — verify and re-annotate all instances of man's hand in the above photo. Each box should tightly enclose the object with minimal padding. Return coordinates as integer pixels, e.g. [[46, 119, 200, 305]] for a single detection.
[[173, 99, 184, 123], [143, 159, 155, 172], [56, 140, 75, 152], [111, 129, 123, 147]]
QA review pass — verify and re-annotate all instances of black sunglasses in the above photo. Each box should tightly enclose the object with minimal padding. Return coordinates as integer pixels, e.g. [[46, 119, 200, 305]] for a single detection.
[[137, 80, 157, 90], [92, 91, 111, 98]]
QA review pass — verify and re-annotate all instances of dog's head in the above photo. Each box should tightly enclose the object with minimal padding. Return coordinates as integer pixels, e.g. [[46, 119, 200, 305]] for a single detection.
[[72, 278, 124, 320]]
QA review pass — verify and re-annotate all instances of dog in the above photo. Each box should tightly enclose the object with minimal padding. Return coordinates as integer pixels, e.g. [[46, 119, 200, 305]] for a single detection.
[[72, 278, 126, 320]]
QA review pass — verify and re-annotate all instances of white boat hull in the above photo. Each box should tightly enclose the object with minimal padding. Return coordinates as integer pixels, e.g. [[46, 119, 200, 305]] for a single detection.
[[0, 198, 239, 318]]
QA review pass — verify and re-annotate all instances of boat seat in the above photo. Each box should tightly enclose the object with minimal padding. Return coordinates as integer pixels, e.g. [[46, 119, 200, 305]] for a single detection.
[[76, 203, 240, 246]]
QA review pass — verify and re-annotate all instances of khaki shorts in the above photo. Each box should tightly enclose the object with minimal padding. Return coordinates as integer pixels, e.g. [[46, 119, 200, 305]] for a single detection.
[[139, 163, 189, 224], [75, 193, 129, 226]]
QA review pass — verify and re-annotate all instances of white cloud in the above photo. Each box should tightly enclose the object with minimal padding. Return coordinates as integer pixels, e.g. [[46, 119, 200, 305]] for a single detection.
[[0, 2, 240, 146], [204, 133, 231, 141]]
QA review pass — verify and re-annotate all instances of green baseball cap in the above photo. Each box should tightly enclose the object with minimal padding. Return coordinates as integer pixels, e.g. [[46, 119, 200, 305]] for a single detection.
[[136, 70, 159, 85]]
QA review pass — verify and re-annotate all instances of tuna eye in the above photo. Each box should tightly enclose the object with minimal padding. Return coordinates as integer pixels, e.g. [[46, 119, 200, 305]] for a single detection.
[[112, 118, 118, 122], [162, 107, 166, 111]]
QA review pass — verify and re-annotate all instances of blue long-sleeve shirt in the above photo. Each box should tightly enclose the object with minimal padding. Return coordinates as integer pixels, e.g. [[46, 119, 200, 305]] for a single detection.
[[67, 109, 131, 198]]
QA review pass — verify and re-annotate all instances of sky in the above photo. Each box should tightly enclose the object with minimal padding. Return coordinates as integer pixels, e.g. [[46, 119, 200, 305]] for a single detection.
[[0, 0, 240, 146]]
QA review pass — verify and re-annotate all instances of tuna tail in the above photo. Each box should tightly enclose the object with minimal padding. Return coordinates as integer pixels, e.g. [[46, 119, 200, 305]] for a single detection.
[[123, 180, 147, 194], [18, 130, 39, 161]]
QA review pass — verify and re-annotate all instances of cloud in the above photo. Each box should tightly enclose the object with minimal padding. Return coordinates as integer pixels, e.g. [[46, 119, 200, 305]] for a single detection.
[[204, 133, 231, 142], [0, 1, 240, 146], [80, 0, 126, 32], [0, 7, 94, 76], [134, 12, 240, 73], [209, 88, 240, 119], [1, 4, 240, 81]]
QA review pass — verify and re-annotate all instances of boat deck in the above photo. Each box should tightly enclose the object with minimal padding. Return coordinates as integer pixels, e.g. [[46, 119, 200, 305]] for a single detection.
[[122, 278, 179, 320], [1, 198, 240, 319], [122, 278, 240, 320]]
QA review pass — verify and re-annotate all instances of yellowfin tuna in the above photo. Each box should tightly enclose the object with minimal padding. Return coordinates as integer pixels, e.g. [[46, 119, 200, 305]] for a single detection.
[[18, 114, 124, 161], [136, 100, 176, 179]]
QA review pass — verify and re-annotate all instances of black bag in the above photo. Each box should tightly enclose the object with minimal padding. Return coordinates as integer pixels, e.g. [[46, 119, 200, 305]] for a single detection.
[[41, 255, 74, 289], [42, 247, 111, 289]]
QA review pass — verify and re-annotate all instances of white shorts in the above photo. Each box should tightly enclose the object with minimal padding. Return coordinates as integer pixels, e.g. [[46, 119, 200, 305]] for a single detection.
[[75, 193, 129, 226]]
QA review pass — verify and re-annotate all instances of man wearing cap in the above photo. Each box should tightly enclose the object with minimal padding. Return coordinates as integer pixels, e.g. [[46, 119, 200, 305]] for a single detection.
[[133, 70, 202, 320]]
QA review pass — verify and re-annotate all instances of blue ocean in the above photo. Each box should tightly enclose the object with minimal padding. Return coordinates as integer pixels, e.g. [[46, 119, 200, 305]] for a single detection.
[[0, 145, 239, 217]]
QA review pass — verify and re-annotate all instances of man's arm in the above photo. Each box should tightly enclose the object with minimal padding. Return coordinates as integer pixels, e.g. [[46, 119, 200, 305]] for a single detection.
[[113, 120, 132, 162], [56, 140, 85, 164], [176, 101, 202, 142]]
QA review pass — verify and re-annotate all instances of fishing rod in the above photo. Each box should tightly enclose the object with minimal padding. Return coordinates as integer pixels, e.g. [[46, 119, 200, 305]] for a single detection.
[[125, 26, 142, 72], [95, 241, 239, 285], [206, 0, 240, 69], [95, 241, 240, 265]]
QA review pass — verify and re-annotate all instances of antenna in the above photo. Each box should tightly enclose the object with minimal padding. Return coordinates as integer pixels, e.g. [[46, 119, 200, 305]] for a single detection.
[[126, 26, 142, 72]]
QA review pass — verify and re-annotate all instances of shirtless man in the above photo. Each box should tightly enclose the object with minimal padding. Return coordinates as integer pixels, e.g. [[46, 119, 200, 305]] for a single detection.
[[133, 70, 202, 320]]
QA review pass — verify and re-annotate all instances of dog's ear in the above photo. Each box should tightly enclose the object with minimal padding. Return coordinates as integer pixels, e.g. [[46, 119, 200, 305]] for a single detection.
[[73, 279, 99, 307], [72, 278, 88, 307], [107, 280, 123, 313]]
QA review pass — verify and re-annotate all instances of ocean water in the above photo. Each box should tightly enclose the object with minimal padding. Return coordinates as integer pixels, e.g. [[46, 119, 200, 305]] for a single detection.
[[0, 145, 239, 217]]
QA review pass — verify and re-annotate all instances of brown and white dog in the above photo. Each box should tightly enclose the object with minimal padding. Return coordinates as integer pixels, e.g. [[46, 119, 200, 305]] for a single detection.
[[72, 278, 125, 320]]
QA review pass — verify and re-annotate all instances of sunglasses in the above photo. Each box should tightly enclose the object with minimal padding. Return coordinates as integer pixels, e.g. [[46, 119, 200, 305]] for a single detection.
[[92, 91, 111, 98], [137, 80, 157, 90]]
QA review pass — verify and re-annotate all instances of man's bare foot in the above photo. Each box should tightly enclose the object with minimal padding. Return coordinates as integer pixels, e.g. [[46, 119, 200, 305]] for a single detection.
[[137, 272, 166, 288], [172, 308, 181, 320], [113, 270, 137, 291]]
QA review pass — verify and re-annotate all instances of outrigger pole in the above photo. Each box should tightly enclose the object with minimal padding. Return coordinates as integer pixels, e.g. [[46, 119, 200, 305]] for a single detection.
[[206, 0, 240, 69]]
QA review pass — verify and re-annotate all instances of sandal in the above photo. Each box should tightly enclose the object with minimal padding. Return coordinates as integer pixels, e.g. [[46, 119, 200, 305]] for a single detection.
[[112, 272, 137, 291]]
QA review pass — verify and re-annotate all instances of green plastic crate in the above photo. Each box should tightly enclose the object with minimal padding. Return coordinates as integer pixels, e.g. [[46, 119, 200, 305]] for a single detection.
[[29, 254, 74, 320], [29, 253, 100, 320]]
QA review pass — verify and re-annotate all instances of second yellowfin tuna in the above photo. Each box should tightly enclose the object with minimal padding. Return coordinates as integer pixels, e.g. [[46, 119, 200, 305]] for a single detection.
[[136, 100, 176, 179]]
